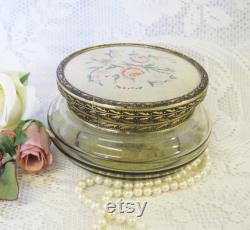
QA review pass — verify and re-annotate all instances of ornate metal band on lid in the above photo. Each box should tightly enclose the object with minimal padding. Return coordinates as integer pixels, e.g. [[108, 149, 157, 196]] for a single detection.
[[57, 43, 208, 132]]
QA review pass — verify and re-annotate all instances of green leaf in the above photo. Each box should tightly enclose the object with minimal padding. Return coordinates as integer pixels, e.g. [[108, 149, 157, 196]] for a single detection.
[[19, 73, 30, 85], [14, 120, 26, 132], [0, 162, 18, 200], [2, 153, 14, 165], [23, 119, 44, 131], [14, 129, 27, 146], [22, 120, 33, 131], [34, 120, 44, 130], [0, 136, 15, 156]]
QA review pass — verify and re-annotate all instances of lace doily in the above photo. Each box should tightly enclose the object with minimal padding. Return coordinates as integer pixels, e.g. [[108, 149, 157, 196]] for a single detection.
[[0, 1, 250, 229]]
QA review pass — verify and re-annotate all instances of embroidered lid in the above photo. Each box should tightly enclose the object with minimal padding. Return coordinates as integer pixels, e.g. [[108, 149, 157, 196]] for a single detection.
[[57, 43, 208, 132]]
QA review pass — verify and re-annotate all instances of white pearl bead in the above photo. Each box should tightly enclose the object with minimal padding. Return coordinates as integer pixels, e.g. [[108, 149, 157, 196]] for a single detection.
[[170, 182, 178, 191], [196, 158, 201, 165], [154, 178, 162, 186], [194, 174, 201, 181], [180, 169, 187, 177], [115, 214, 126, 224], [94, 176, 104, 185], [123, 190, 133, 198], [103, 178, 112, 187], [134, 182, 144, 188], [153, 187, 162, 195], [187, 177, 194, 186], [194, 160, 200, 168], [114, 189, 122, 197], [143, 188, 152, 196], [79, 181, 87, 188], [113, 180, 123, 188], [201, 171, 207, 177], [197, 172, 203, 179], [134, 189, 143, 197], [124, 182, 133, 189], [161, 183, 170, 192], [185, 165, 192, 171], [191, 160, 196, 166], [105, 190, 113, 197], [144, 181, 154, 187], [179, 181, 187, 189], [127, 217, 137, 227], [205, 164, 211, 171], [86, 178, 94, 186], [173, 173, 181, 180], [164, 176, 172, 183]]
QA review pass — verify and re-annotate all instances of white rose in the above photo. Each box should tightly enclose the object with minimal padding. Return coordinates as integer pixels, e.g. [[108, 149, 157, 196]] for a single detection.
[[0, 71, 36, 129]]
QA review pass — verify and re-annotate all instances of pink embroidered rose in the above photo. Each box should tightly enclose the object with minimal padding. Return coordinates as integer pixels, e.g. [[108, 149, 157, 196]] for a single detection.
[[130, 55, 149, 64], [16, 122, 52, 173], [121, 67, 144, 78]]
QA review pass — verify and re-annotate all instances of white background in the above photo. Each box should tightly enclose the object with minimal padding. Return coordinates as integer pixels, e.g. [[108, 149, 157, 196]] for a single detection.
[[0, 1, 250, 230]]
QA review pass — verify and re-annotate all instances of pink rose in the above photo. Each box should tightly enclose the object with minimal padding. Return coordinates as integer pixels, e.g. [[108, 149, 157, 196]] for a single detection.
[[16, 122, 52, 173], [121, 67, 144, 78], [0, 129, 16, 138]]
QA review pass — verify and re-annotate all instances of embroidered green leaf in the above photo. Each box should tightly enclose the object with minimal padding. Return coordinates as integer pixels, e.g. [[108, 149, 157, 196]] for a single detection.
[[148, 80, 156, 87], [112, 74, 120, 81], [0, 162, 18, 201], [19, 73, 30, 85]]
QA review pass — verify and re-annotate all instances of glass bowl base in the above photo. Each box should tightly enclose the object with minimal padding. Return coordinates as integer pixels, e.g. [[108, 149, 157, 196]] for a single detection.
[[48, 97, 211, 179]]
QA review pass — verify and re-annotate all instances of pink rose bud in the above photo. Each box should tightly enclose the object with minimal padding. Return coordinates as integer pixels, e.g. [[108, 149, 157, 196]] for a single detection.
[[0, 129, 16, 138], [16, 122, 52, 173]]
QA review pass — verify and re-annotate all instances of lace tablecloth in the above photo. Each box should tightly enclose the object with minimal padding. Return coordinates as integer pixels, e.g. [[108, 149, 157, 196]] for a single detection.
[[1, 1, 250, 229]]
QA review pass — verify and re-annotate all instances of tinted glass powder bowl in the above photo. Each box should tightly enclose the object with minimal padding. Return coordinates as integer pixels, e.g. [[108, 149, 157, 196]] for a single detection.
[[48, 43, 211, 179]]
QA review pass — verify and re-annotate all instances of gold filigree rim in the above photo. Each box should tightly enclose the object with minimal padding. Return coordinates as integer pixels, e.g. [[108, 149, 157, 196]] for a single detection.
[[57, 43, 208, 110]]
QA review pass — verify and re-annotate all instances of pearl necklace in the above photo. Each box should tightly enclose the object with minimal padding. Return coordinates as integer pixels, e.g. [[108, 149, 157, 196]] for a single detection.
[[76, 151, 211, 230]]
